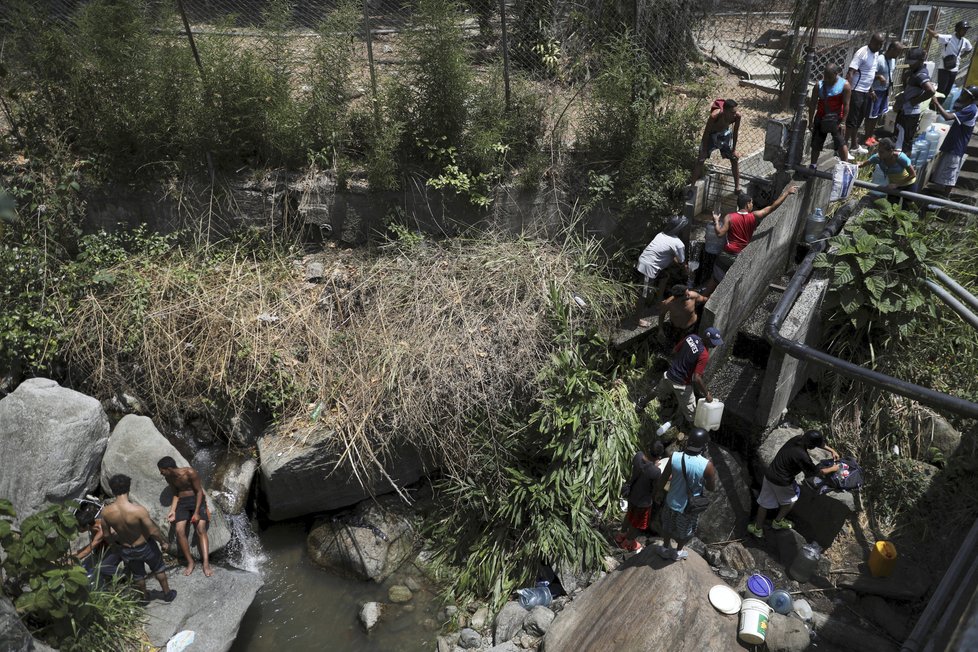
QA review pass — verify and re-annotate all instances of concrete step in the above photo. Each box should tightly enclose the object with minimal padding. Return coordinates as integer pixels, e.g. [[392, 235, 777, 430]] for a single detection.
[[949, 185, 978, 204], [961, 156, 978, 173], [957, 168, 978, 191]]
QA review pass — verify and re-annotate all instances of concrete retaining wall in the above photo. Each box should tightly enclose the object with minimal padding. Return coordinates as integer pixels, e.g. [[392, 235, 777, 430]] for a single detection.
[[701, 175, 832, 377]]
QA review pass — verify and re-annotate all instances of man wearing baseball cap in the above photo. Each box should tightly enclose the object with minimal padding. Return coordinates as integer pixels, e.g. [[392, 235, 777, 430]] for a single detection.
[[928, 21, 974, 98], [653, 326, 723, 431], [895, 47, 937, 154], [930, 85, 978, 195]]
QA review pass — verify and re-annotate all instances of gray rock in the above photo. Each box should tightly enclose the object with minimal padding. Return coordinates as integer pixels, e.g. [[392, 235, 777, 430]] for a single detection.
[[210, 451, 257, 515], [228, 408, 267, 448], [811, 610, 898, 652], [488, 643, 521, 652], [860, 595, 911, 641], [555, 560, 601, 595], [389, 585, 413, 603], [458, 627, 482, 649], [359, 601, 384, 631], [516, 632, 539, 648], [470, 604, 490, 629], [143, 566, 261, 652], [257, 431, 427, 520], [100, 415, 231, 557], [766, 612, 810, 652], [542, 548, 736, 651], [494, 601, 528, 645], [835, 564, 931, 601], [307, 496, 417, 582], [684, 536, 707, 556], [1, 595, 34, 652], [696, 442, 752, 543], [755, 426, 802, 482], [0, 378, 109, 525], [436, 633, 459, 652], [774, 528, 807, 567], [720, 541, 755, 571], [304, 261, 326, 282], [404, 575, 422, 592], [703, 547, 722, 566], [524, 606, 555, 636], [911, 407, 965, 459]]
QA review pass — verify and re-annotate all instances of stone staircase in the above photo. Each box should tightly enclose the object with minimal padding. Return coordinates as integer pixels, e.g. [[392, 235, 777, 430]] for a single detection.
[[950, 139, 978, 204]]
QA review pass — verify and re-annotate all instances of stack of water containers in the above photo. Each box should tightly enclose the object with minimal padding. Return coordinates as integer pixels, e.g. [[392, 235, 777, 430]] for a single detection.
[[910, 124, 942, 170]]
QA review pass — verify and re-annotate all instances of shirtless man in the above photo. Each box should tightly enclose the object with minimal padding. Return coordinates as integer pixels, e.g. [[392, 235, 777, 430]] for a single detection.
[[100, 474, 176, 601], [158, 456, 213, 577], [657, 284, 707, 346], [691, 99, 742, 193]]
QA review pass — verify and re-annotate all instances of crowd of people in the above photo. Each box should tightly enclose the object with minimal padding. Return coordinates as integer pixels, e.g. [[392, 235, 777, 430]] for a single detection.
[[74, 458, 214, 602]]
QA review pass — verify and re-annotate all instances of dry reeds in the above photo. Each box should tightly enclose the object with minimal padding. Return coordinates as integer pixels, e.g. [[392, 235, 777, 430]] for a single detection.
[[66, 230, 627, 478]]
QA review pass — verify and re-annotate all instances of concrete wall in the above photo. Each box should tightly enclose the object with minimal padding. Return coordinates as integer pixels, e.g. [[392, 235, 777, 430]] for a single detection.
[[701, 174, 832, 377], [754, 275, 829, 426]]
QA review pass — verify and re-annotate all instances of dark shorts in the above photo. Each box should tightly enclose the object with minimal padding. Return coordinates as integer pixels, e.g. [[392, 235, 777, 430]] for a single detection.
[[811, 117, 845, 154], [82, 546, 123, 586], [120, 540, 166, 578], [660, 506, 700, 542], [712, 250, 738, 282], [627, 505, 652, 531], [937, 68, 956, 98], [846, 90, 871, 129], [868, 90, 888, 120], [896, 112, 922, 155], [699, 130, 736, 161], [175, 495, 208, 523]]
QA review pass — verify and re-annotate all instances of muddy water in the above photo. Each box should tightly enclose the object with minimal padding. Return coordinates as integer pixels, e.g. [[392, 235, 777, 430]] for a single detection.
[[228, 521, 439, 652]]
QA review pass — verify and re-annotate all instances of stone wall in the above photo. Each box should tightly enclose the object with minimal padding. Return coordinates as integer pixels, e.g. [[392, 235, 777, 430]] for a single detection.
[[701, 175, 832, 377]]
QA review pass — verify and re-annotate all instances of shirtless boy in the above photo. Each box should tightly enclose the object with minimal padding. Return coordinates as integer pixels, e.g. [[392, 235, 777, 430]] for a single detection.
[[100, 474, 176, 601], [691, 99, 742, 193], [658, 284, 708, 346], [158, 456, 213, 577]]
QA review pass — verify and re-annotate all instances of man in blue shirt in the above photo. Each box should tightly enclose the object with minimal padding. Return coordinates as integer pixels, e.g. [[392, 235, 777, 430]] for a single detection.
[[652, 429, 717, 561], [864, 41, 905, 147], [930, 86, 978, 195], [896, 48, 937, 155]]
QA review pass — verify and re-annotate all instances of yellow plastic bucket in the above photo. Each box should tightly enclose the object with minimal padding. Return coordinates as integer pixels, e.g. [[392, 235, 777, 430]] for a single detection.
[[868, 541, 897, 577]]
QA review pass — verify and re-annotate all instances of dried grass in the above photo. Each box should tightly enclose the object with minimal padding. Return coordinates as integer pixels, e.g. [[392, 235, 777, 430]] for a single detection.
[[66, 230, 627, 478]]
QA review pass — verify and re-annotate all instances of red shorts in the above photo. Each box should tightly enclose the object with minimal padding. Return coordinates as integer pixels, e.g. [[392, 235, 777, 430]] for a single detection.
[[627, 505, 652, 531]]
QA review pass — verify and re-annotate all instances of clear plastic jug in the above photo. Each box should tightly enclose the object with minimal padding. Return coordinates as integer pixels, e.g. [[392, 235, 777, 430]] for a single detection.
[[517, 583, 552, 609], [804, 208, 825, 243], [925, 125, 941, 162], [694, 398, 724, 431]]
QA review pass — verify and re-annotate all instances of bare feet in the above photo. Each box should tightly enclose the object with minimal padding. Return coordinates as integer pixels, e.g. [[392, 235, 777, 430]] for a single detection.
[[183, 562, 195, 576], [202, 563, 214, 577]]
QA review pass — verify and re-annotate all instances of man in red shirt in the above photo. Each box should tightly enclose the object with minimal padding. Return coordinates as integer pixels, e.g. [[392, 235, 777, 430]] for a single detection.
[[703, 185, 797, 294], [653, 327, 724, 430]]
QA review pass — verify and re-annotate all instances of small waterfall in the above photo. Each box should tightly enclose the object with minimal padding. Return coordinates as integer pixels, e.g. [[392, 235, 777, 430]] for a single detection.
[[226, 513, 268, 577]]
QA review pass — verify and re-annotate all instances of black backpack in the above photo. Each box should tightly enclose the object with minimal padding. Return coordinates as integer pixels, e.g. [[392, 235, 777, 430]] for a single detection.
[[812, 456, 864, 493]]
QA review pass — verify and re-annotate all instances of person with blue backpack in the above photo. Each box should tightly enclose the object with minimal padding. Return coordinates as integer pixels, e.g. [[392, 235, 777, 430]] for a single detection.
[[808, 63, 852, 168], [748, 430, 840, 539]]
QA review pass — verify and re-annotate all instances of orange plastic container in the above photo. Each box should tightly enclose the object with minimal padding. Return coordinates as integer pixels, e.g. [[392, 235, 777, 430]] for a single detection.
[[868, 541, 897, 577]]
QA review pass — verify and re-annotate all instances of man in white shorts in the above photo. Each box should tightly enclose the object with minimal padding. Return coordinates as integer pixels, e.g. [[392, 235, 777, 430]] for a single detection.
[[748, 430, 840, 538]]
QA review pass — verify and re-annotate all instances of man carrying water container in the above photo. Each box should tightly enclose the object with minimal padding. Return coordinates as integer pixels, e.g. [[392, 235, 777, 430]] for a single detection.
[[929, 87, 978, 196], [653, 327, 723, 431]]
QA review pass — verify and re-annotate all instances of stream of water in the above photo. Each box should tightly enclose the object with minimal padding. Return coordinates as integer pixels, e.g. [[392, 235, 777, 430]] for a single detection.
[[226, 519, 438, 652]]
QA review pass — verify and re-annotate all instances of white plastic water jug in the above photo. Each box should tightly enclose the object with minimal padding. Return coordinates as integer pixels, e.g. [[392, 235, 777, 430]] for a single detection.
[[694, 398, 724, 431], [926, 125, 941, 161]]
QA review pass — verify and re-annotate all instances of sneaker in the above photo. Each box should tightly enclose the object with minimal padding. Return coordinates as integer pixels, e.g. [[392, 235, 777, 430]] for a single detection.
[[162, 589, 177, 603], [673, 549, 689, 561], [772, 518, 794, 530], [855, 145, 869, 155], [747, 523, 764, 538], [656, 546, 674, 560], [865, 137, 878, 147], [847, 152, 857, 161]]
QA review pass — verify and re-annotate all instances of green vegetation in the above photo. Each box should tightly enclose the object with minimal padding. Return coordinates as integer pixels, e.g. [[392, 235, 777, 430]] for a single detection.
[[0, 500, 143, 651]]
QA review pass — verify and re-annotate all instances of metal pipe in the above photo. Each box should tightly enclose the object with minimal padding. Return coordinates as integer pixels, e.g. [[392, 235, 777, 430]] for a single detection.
[[791, 164, 978, 217], [924, 280, 978, 330], [931, 265, 978, 314], [786, 0, 822, 169], [765, 199, 978, 419]]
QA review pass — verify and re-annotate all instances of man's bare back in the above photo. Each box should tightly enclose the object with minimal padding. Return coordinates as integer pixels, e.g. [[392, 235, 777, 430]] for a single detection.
[[101, 498, 156, 547]]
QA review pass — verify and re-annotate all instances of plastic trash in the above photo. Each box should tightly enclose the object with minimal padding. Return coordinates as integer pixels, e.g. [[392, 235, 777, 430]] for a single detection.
[[793, 598, 813, 621], [788, 541, 822, 583], [166, 631, 196, 652], [517, 584, 552, 609], [655, 421, 673, 437]]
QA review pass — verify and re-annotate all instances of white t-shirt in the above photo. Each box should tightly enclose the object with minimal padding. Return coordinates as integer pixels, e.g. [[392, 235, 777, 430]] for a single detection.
[[636, 232, 685, 279], [939, 34, 974, 72], [848, 46, 880, 93]]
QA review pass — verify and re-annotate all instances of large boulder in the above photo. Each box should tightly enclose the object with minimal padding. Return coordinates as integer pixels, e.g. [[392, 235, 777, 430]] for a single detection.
[[0, 378, 109, 525], [210, 451, 257, 515], [754, 426, 802, 482], [1, 595, 34, 652], [542, 548, 737, 651], [697, 441, 752, 543], [143, 566, 261, 652], [100, 415, 231, 557], [306, 495, 417, 582], [258, 430, 428, 520], [910, 406, 966, 460]]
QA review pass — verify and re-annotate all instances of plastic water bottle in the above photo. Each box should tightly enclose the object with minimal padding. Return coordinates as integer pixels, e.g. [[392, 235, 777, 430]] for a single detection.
[[804, 208, 825, 243], [655, 421, 673, 437], [517, 583, 552, 609], [788, 542, 823, 583], [926, 125, 941, 162]]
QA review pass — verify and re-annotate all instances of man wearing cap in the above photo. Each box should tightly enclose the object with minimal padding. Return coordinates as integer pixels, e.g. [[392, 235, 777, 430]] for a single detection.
[[846, 33, 885, 156], [864, 41, 905, 147], [654, 328, 723, 430], [636, 215, 688, 326], [895, 47, 937, 155], [930, 86, 978, 195], [703, 184, 798, 295], [747, 430, 840, 538], [652, 428, 717, 561], [657, 284, 708, 346], [928, 21, 974, 98]]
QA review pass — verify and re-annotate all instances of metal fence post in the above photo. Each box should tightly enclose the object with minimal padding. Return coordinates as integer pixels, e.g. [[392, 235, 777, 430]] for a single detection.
[[363, 0, 381, 129], [499, 0, 511, 111], [787, 0, 822, 170]]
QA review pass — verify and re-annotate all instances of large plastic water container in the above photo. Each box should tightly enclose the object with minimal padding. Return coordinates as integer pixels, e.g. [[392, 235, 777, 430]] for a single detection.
[[945, 85, 963, 111], [804, 207, 825, 243], [926, 125, 941, 161], [868, 540, 897, 577], [694, 398, 724, 431]]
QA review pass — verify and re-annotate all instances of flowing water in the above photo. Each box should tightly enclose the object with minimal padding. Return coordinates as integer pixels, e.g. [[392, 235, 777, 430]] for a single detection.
[[227, 520, 439, 652]]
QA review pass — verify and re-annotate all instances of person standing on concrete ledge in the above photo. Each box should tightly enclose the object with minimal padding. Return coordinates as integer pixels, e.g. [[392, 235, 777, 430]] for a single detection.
[[653, 327, 723, 431], [808, 63, 851, 167], [691, 98, 742, 194], [703, 185, 798, 295], [864, 41, 905, 147], [846, 33, 885, 157], [636, 215, 688, 327], [894, 47, 936, 155], [928, 21, 973, 98], [657, 284, 707, 346], [928, 87, 978, 196], [748, 430, 840, 539]]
